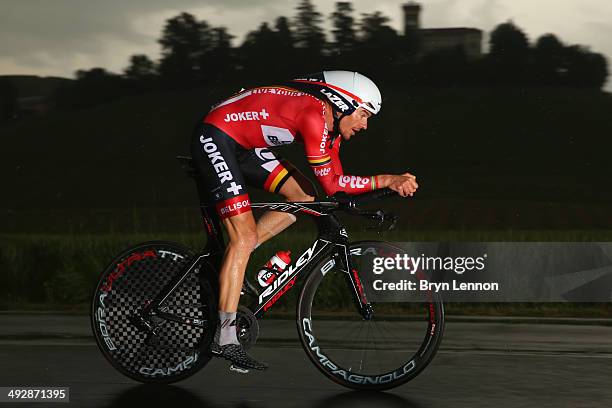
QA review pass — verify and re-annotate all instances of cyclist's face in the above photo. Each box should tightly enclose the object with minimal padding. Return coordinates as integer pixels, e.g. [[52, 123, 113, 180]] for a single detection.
[[339, 108, 372, 140]]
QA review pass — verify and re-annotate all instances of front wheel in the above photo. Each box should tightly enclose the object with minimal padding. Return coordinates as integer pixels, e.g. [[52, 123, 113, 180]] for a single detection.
[[91, 241, 217, 384], [297, 241, 445, 390]]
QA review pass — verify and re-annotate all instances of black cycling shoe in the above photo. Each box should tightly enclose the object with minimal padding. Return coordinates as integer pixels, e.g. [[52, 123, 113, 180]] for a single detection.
[[211, 343, 268, 371]]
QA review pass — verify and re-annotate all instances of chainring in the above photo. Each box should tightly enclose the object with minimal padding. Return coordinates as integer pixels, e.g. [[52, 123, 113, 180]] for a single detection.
[[236, 305, 259, 350]]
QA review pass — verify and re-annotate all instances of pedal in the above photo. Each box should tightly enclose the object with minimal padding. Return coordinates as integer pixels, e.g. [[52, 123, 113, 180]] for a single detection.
[[229, 364, 250, 374]]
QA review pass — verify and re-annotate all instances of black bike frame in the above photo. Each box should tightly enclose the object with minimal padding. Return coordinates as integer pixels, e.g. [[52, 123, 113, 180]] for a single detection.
[[141, 200, 369, 322], [139, 156, 396, 326]]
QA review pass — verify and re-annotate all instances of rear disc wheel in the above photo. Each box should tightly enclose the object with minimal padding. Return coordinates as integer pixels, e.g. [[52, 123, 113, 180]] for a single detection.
[[91, 241, 217, 383]]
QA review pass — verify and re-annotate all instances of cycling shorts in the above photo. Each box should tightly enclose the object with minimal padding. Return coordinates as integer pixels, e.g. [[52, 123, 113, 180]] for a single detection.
[[190, 123, 294, 219]]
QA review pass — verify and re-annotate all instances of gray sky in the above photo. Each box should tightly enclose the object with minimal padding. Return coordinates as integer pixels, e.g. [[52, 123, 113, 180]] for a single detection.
[[1, 0, 611, 89]]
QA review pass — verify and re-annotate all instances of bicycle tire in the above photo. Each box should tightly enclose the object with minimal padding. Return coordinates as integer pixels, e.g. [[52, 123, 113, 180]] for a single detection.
[[91, 241, 217, 384], [296, 241, 444, 390]]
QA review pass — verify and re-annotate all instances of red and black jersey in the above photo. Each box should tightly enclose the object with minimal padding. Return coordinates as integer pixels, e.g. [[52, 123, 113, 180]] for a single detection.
[[203, 86, 379, 196]]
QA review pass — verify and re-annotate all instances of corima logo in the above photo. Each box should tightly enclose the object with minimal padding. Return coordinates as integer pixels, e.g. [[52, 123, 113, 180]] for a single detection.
[[320, 90, 350, 112], [258, 241, 319, 304]]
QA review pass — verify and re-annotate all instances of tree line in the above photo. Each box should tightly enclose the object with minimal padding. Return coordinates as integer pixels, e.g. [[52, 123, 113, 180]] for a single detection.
[[1, 0, 609, 114]]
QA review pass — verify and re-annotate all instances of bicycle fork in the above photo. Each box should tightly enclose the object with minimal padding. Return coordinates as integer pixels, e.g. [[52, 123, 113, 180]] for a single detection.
[[329, 243, 373, 321]]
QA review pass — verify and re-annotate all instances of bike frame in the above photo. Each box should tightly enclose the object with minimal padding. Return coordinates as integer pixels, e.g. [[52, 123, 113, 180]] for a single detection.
[[141, 200, 370, 324]]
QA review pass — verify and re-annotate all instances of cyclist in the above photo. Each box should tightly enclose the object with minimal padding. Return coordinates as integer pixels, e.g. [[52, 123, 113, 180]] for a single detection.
[[190, 71, 418, 372]]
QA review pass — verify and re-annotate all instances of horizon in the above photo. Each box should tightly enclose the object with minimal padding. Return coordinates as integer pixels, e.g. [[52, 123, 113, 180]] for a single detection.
[[0, 0, 610, 91]]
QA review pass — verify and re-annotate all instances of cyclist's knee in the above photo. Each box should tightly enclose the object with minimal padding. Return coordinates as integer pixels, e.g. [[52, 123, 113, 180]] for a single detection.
[[223, 212, 259, 253], [228, 224, 258, 253], [235, 230, 258, 252], [286, 191, 315, 202], [279, 175, 316, 202]]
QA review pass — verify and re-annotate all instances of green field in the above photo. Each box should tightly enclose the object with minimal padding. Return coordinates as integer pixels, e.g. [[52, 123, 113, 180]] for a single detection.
[[2, 226, 611, 315]]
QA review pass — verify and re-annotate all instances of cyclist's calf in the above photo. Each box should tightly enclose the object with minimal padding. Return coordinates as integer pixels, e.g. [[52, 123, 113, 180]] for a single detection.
[[219, 212, 258, 312]]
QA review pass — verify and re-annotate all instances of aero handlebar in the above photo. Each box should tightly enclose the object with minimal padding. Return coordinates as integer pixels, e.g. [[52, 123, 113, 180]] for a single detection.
[[333, 188, 397, 208]]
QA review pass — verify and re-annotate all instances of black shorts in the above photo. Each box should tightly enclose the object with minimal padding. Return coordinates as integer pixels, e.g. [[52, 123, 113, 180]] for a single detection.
[[190, 123, 294, 219]]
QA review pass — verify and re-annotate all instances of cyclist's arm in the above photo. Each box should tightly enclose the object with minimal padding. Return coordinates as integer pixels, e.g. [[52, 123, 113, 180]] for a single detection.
[[299, 105, 379, 196]]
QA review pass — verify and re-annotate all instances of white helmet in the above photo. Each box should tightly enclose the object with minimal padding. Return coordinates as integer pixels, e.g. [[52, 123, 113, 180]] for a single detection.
[[289, 71, 382, 115]]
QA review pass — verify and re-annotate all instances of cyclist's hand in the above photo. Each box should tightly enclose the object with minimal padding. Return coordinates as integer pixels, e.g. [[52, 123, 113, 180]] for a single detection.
[[382, 173, 418, 197]]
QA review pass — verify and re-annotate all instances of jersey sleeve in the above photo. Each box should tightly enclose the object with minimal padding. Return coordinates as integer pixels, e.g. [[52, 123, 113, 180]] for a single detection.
[[297, 102, 379, 196]]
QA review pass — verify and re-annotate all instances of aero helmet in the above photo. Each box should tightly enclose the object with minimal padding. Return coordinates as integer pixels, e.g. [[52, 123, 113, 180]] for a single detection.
[[288, 71, 382, 115]]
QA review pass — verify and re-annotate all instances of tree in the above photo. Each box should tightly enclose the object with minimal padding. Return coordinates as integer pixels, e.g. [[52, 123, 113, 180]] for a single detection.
[[533, 34, 565, 86], [330, 2, 357, 56], [204, 27, 235, 81], [158, 13, 213, 87], [273, 17, 296, 78], [243, 23, 276, 49], [275, 16, 294, 52], [124, 55, 157, 80], [240, 22, 277, 81], [123, 55, 158, 93], [357, 12, 400, 75], [360, 12, 397, 44], [294, 0, 326, 67], [563, 46, 608, 89], [239, 17, 298, 81], [56, 68, 124, 108], [488, 21, 530, 84], [489, 21, 530, 58]]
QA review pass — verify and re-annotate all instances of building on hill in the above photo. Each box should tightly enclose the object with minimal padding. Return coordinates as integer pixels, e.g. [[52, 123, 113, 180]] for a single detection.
[[403, 2, 483, 59]]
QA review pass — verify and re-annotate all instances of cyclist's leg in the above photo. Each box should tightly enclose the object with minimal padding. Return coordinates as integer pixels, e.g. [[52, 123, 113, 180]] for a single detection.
[[190, 122, 267, 370], [239, 148, 316, 245], [218, 211, 257, 312], [257, 165, 316, 245], [191, 122, 255, 313]]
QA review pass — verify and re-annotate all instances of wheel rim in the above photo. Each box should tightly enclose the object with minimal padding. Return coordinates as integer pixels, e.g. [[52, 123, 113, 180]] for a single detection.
[[298, 242, 443, 388], [92, 243, 214, 381]]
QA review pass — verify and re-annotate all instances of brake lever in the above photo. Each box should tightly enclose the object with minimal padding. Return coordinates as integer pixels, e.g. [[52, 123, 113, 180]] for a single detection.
[[386, 213, 398, 231], [358, 210, 397, 231]]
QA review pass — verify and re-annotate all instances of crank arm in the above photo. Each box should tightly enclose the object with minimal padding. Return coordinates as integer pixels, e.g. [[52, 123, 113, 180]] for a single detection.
[[153, 310, 207, 328]]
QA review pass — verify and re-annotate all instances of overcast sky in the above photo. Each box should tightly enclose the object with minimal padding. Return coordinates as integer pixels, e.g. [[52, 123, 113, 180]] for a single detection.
[[1, 0, 611, 89]]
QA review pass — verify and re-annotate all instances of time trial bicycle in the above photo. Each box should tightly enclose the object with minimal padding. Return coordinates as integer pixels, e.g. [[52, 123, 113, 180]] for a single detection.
[[90, 156, 444, 391]]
